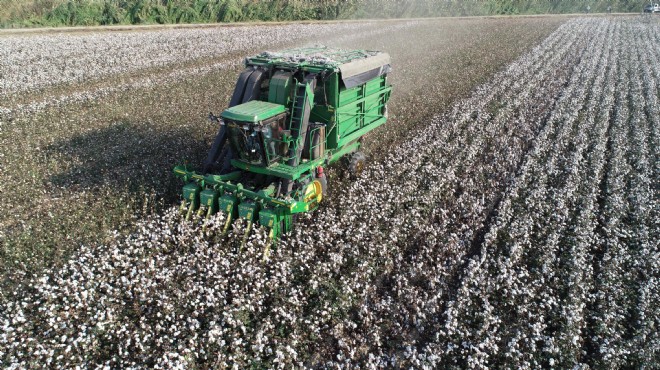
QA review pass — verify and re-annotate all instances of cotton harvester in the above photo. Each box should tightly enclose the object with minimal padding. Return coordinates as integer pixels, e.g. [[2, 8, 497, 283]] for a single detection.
[[174, 46, 391, 243]]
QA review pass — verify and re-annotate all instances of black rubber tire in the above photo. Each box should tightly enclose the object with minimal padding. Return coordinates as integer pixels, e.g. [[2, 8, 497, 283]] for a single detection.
[[318, 174, 328, 197], [229, 69, 255, 107], [348, 152, 367, 178], [208, 144, 233, 174]]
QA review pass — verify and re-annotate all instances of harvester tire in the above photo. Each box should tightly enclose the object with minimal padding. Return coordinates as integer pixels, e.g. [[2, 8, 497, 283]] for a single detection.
[[214, 145, 234, 174], [318, 174, 328, 196], [348, 152, 367, 178]]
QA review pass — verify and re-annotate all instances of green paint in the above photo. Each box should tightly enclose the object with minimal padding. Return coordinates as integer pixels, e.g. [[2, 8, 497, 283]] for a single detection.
[[174, 47, 392, 241], [221, 100, 286, 123]]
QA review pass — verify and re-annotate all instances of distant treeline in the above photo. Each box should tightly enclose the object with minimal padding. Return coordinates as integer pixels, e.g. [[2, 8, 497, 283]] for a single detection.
[[0, 0, 641, 28]]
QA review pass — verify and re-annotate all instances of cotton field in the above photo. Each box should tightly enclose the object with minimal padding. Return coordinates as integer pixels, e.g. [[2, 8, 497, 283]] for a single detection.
[[0, 22, 390, 95], [1, 16, 658, 368], [0, 20, 415, 118]]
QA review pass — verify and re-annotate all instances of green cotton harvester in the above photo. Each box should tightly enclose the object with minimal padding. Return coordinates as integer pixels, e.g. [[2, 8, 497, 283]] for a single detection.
[[174, 46, 392, 243]]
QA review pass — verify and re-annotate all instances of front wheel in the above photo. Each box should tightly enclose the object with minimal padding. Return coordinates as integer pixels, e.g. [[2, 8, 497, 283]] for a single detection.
[[318, 172, 328, 196], [203, 142, 234, 174]]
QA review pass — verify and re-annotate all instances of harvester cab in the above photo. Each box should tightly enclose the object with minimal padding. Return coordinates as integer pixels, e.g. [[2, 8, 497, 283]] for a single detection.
[[174, 46, 391, 245]]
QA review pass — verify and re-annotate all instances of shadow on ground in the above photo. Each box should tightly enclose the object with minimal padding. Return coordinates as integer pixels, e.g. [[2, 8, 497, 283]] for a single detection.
[[46, 121, 212, 202]]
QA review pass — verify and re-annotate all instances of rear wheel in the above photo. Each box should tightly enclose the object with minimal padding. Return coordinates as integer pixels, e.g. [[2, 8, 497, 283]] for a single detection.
[[348, 151, 367, 178], [318, 174, 328, 196], [217, 145, 234, 174], [203, 142, 234, 174]]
